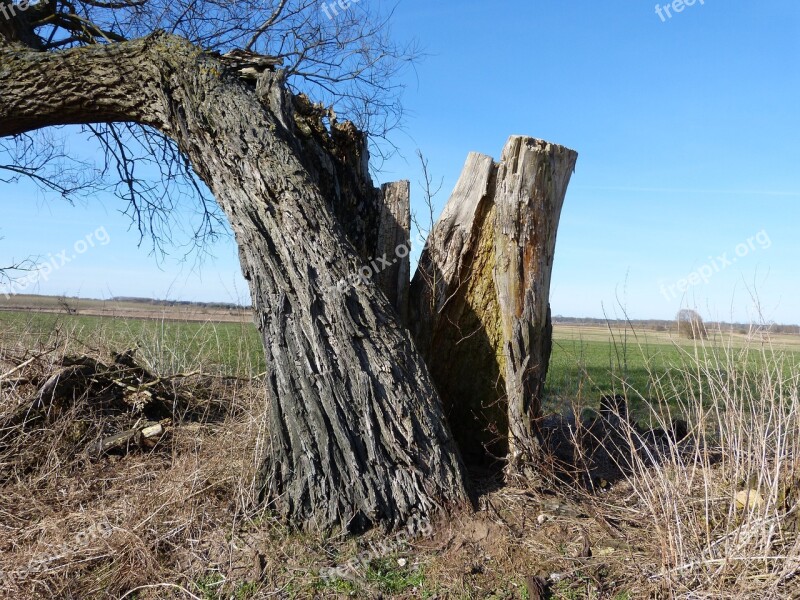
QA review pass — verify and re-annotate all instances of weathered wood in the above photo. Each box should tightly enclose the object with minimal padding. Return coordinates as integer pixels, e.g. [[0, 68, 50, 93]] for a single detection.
[[409, 152, 505, 464], [495, 137, 577, 474], [89, 420, 160, 457], [376, 180, 411, 323], [410, 137, 577, 469], [141, 423, 164, 439], [0, 33, 469, 533]]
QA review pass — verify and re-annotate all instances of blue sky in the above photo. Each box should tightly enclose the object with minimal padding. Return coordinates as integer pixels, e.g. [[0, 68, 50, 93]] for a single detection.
[[1, 0, 799, 323]]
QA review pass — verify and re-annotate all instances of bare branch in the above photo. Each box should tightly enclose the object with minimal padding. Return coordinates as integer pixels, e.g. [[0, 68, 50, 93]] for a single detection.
[[83, 123, 224, 257], [244, 0, 288, 51], [0, 0, 417, 253], [0, 130, 103, 199], [0, 237, 37, 297], [81, 0, 147, 9]]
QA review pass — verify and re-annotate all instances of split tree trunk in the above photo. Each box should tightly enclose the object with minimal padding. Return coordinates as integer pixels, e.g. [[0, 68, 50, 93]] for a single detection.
[[0, 33, 468, 532], [288, 95, 411, 323], [1, 31, 578, 528], [409, 137, 577, 471]]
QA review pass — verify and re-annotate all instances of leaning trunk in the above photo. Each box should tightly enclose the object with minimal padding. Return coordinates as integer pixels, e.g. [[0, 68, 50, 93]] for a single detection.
[[0, 33, 468, 532]]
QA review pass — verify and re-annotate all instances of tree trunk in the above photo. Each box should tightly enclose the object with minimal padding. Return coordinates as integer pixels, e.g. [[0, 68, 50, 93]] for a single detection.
[[495, 137, 577, 474], [284, 96, 410, 323], [0, 33, 468, 532], [409, 137, 577, 470], [409, 152, 506, 464]]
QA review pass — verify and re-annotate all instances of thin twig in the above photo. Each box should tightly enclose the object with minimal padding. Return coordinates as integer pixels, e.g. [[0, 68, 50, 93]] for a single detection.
[[119, 583, 203, 599], [0, 350, 53, 381]]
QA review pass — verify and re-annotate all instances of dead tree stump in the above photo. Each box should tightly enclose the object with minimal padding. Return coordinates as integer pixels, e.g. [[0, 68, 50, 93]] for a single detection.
[[410, 136, 578, 473]]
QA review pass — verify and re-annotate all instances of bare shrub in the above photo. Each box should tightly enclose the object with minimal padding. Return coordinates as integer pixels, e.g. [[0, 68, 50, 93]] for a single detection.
[[677, 308, 708, 340]]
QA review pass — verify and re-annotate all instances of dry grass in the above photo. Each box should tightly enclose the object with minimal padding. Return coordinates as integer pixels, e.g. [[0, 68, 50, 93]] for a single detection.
[[608, 334, 800, 597], [0, 327, 271, 599], [0, 320, 798, 599]]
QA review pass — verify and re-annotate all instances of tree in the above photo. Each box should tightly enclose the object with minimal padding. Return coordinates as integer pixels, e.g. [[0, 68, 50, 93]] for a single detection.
[[0, 0, 577, 532], [1, 1, 467, 533], [677, 309, 707, 340]]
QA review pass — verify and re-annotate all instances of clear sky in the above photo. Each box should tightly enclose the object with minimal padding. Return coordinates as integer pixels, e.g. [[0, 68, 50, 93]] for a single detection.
[[1, 1, 799, 324]]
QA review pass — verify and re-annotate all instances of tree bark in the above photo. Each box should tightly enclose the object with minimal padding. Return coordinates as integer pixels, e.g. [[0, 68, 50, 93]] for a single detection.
[[409, 137, 577, 470], [0, 33, 468, 532], [287, 97, 410, 322]]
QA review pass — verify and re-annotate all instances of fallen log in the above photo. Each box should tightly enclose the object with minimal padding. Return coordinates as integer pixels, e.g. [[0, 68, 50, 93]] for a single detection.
[[89, 420, 163, 457]]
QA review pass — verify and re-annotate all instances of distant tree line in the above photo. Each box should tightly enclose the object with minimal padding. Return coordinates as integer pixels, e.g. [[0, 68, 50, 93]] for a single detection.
[[552, 315, 800, 335], [109, 297, 251, 310]]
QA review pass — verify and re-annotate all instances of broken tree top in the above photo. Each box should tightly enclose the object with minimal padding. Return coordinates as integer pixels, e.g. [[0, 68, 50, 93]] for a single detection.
[[217, 49, 284, 80]]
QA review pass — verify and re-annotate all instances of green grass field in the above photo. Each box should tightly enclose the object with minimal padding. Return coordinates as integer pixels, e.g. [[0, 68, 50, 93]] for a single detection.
[[0, 310, 265, 377], [549, 324, 800, 416], [3, 310, 799, 419]]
